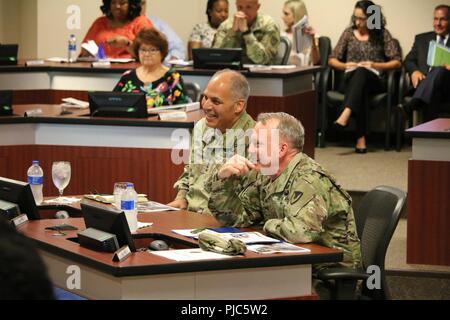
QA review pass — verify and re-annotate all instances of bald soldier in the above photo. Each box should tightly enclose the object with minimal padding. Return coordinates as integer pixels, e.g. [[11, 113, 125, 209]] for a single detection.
[[213, 0, 280, 65], [168, 69, 255, 214], [206, 112, 361, 269]]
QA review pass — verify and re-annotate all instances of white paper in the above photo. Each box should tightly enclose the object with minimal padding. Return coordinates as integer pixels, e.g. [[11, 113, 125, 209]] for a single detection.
[[150, 248, 234, 261], [247, 243, 311, 254], [168, 59, 193, 66], [137, 221, 153, 229], [345, 64, 380, 77], [43, 197, 81, 204], [293, 15, 312, 54], [61, 97, 89, 109], [45, 57, 69, 63], [147, 102, 200, 114], [81, 40, 99, 57], [106, 58, 135, 63], [137, 201, 180, 213]]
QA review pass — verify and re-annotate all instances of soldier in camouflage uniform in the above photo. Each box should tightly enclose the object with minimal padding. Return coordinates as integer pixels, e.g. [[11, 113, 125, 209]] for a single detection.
[[168, 69, 255, 214], [213, 0, 280, 65], [206, 112, 361, 269]]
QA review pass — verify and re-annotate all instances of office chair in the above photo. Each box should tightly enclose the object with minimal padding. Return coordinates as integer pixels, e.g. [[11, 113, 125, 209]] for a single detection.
[[315, 36, 332, 147], [316, 186, 406, 300], [274, 35, 292, 65], [318, 40, 402, 150], [183, 82, 201, 102]]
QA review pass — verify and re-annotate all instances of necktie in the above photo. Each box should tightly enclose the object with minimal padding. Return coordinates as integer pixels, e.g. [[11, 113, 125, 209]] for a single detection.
[[438, 36, 445, 46]]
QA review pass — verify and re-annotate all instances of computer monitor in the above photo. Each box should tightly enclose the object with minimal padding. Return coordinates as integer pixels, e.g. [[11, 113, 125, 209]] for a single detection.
[[80, 201, 136, 252], [193, 48, 243, 70], [88, 92, 148, 118], [0, 177, 40, 220], [0, 90, 13, 116], [0, 44, 19, 66]]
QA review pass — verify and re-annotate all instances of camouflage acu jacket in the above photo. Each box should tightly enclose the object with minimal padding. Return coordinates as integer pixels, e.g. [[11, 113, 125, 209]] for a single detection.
[[213, 13, 280, 65], [206, 153, 361, 268], [174, 112, 255, 215]]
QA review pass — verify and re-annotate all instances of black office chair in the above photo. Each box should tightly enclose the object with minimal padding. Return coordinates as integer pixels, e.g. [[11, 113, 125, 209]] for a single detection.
[[316, 186, 406, 300], [315, 36, 332, 147], [274, 35, 292, 65], [318, 40, 402, 150], [183, 82, 201, 102]]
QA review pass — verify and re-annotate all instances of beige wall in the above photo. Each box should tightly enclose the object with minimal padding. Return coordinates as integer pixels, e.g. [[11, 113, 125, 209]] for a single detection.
[[0, 0, 447, 59]]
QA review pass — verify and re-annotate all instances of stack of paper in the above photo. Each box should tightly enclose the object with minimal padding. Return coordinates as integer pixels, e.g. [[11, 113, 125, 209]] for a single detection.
[[247, 243, 311, 254], [427, 40, 450, 67], [172, 229, 281, 244]]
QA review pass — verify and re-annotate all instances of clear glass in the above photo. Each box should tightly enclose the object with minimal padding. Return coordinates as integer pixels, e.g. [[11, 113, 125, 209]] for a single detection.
[[52, 161, 71, 202], [113, 182, 129, 209]]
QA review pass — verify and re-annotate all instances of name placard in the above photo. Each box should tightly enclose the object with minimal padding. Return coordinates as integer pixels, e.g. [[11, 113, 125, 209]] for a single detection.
[[11, 214, 29, 228], [112, 245, 132, 262]]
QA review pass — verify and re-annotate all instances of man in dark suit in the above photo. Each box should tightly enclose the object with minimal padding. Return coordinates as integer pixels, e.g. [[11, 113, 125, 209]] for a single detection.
[[404, 4, 450, 121]]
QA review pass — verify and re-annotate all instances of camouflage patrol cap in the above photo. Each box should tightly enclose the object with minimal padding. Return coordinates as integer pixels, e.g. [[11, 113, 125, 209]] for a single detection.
[[198, 230, 247, 256]]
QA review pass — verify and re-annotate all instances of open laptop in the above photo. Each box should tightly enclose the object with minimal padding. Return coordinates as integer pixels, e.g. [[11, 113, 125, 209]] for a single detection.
[[0, 44, 18, 66]]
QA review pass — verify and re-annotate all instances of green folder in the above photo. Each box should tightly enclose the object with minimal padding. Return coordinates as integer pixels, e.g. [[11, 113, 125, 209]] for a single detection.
[[427, 40, 450, 67]]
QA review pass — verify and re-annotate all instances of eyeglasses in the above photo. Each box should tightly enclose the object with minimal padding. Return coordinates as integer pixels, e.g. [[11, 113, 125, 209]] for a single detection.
[[139, 48, 160, 55], [353, 15, 367, 21]]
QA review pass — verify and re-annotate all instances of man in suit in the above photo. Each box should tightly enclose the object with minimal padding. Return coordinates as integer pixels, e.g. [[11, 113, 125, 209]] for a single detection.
[[404, 5, 450, 121]]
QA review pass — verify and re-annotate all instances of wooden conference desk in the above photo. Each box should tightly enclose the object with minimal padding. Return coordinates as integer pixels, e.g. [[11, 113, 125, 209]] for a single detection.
[[19, 204, 342, 300], [406, 118, 450, 266], [0, 105, 201, 203], [0, 61, 319, 157]]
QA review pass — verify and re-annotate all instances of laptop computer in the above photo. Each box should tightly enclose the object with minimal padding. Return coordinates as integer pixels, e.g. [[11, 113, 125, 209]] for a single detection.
[[0, 44, 18, 66], [193, 48, 243, 70]]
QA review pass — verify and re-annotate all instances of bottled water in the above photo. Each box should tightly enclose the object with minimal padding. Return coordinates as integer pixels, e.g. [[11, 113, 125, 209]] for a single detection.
[[68, 34, 77, 63], [121, 183, 138, 232], [27, 160, 44, 205]]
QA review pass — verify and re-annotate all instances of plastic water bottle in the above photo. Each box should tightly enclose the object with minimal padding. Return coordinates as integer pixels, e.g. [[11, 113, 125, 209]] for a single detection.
[[68, 34, 77, 63], [121, 183, 138, 232], [27, 160, 44, 205]]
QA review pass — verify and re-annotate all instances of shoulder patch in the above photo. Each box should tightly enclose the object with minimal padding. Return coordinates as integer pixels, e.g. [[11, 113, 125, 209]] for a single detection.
[[290, 191, 304, 205]]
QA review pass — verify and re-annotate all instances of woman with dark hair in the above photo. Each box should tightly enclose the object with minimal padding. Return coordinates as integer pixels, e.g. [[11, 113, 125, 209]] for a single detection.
[[81, 0, 153, 59], [188, 0, 229, 60], [114, 28, 188, 108], [329, 0, 401, 153]]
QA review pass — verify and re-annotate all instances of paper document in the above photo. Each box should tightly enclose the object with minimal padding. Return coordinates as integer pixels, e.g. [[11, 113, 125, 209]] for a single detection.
[[427, 40, 450, 67], [172, 229, 281, 244], [168, 59, 193, 66], [345, 64, 380, 77], [61, 97, 89, 109], [137, 201, 180, 213], [84, 194, 148, 204], [46, 57, 69, 63], [247, 243, 311, 254], [293, 15, 312, 54], [81, 40, 99, 57], [244, 64, 297, 72], [147, 102, 200, 114], [150, 248, 234, 261], [107, 58, 135, 63]]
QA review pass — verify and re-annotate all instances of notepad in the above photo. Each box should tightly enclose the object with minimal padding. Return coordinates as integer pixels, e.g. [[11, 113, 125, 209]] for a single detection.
[[427, 40, 450, 67]]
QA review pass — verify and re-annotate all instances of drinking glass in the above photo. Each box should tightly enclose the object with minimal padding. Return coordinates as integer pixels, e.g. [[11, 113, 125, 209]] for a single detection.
[[52, 161, 71, 202]]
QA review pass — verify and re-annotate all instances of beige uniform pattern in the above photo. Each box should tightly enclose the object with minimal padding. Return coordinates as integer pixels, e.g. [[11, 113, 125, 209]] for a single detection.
[[206, 153, 361, 269], [174, 112, 255, 215], [213, 13, 280, 65]]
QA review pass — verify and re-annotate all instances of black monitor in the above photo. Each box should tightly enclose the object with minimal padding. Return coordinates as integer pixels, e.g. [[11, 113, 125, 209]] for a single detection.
[[193, 48, 243, 70], [0, 177, 40, 220], [88, 92, 148, 118], [0, 44, 18, 66], [80, 201, 136, 252], [0, 90, 13, 116]]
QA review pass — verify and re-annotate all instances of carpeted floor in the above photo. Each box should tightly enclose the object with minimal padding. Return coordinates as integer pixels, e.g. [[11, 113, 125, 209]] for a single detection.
[[315, 146, 450, 299]]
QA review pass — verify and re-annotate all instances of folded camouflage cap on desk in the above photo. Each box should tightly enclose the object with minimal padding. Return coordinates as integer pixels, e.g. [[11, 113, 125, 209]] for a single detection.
[[198, 230, 247, 256]]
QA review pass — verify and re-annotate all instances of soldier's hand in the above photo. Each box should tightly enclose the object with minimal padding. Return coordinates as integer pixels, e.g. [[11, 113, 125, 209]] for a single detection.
[[411, 71, 426, 89], [218, 155, 256, 180], [234, 12, 248, 33], [167, 198, 188, 210]]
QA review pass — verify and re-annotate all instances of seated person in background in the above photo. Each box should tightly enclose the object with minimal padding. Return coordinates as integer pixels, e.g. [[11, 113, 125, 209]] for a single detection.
[[329, 0, 401, 153], [168, 69, 255, 213], [404, 4, 450, 122], [213, 0, 280, 65], [281, 0, 320, 66], [80, 0, 152, 59], [188, 0, 230, 60], [114, 28, 188, 108], [141, 0, 187, 64], [206, 112, 361, 271], [0, 216, 55, 300]]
